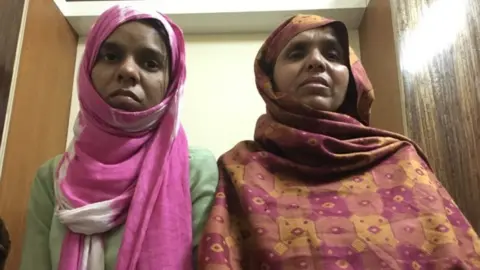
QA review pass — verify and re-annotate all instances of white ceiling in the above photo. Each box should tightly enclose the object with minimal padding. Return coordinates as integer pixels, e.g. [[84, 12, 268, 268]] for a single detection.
[[54, 0, 368, 36]]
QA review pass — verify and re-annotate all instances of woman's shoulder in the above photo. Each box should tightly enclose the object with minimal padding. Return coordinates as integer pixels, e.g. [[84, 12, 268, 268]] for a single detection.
[[188, 146, 216, 163], [187, 146, 218, 190], [31, 149, 218, 198], [187, 146, 218, 175], [187, 147, 218, 176], [186, 147, 219, 247], [31, 155, 62, 198], [35, 155, 62, 181]]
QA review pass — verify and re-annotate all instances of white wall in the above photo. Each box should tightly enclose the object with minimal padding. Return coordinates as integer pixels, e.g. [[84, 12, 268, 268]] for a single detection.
[[67, 31, 360, 158]]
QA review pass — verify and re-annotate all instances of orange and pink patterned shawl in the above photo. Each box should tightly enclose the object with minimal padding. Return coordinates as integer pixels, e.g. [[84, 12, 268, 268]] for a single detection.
[[199, 15, 480, 270], [54, 5, 192, 270]]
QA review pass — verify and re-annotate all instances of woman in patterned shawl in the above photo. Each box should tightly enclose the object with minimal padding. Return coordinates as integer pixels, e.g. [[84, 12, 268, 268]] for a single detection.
[[198, 15, 480, 269]]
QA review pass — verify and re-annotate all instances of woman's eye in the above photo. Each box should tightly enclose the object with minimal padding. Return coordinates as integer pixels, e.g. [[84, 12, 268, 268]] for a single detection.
[[288, 50, 304, 59], [326, 51, 341, 61], [103, 52, 118, 62], [145, 60, 160, 70]]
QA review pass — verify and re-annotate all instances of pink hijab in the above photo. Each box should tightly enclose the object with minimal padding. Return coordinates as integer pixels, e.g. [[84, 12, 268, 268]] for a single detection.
[[54, 5, 192, 270]]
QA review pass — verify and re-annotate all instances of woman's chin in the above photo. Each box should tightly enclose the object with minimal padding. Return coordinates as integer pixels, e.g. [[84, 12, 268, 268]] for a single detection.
[[107, 96, 144, 112], [301, 96, 337, 112]]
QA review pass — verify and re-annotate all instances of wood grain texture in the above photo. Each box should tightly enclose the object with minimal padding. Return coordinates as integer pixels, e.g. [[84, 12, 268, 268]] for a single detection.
[[359, 0, 405, 134], [0, 0, 25, 151], [0, 0, 77, 268], [391, 0, 480, 231]]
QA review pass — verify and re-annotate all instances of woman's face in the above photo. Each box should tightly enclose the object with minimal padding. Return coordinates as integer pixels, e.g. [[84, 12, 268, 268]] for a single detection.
[[273, 26, 350, 112], [91, 21, 170, 112]]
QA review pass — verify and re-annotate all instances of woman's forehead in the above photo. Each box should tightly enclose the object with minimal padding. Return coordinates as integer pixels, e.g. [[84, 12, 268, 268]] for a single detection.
[[105, 21, 166, 48]]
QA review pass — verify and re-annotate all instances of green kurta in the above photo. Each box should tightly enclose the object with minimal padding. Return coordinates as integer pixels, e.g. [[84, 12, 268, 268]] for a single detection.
[[20, 147, 218, 270]]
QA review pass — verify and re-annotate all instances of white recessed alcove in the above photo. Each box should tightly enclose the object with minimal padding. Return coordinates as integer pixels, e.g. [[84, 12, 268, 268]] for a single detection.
[[55, 0, 368, 35]]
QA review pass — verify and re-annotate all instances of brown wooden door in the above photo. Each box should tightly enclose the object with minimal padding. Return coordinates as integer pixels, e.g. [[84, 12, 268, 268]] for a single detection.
[[359, 0, 405, 135], [392, 0, 480, 231], [360, 0, 480, 231], [0, 0, 77, 268]]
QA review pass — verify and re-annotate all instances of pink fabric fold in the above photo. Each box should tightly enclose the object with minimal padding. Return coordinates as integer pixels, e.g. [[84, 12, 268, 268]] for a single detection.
[[54, 4, 192, 270]]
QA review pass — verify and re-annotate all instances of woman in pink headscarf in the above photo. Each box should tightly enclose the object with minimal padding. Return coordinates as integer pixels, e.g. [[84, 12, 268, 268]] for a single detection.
[[20, 4, 218, 270]]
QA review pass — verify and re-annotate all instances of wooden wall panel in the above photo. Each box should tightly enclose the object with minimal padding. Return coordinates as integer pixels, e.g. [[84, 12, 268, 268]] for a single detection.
[[359, 0, 405, 134], [0, 0, 78, 268], [392, 0, 480, 231], [0, 0, 26, 150]]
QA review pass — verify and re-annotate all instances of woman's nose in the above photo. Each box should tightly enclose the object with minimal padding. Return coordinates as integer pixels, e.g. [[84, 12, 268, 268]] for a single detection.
[[117, 56, 140, 86], [307, 49, 327, 71]]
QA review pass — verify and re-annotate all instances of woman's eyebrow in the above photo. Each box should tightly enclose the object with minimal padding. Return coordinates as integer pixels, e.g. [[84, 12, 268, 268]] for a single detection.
[[141, 46, 167, 61], [322, 36, 344, 51], [100, 41, 167, 61], [98, 41, 124, 54], [284, 39, 308, 51]]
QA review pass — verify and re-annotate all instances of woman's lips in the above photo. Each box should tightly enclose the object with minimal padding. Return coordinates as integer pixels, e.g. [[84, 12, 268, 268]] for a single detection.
[[109, 89, 141, 102], [107, 89, 142, 111]]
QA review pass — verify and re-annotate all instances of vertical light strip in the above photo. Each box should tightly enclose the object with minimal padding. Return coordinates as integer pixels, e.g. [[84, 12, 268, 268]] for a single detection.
[[65, 39, 85, 149], [399, 0, 468, 74]]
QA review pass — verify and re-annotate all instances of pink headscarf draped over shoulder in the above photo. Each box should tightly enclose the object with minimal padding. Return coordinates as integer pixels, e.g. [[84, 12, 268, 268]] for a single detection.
[[54, 4, 192, 270]]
